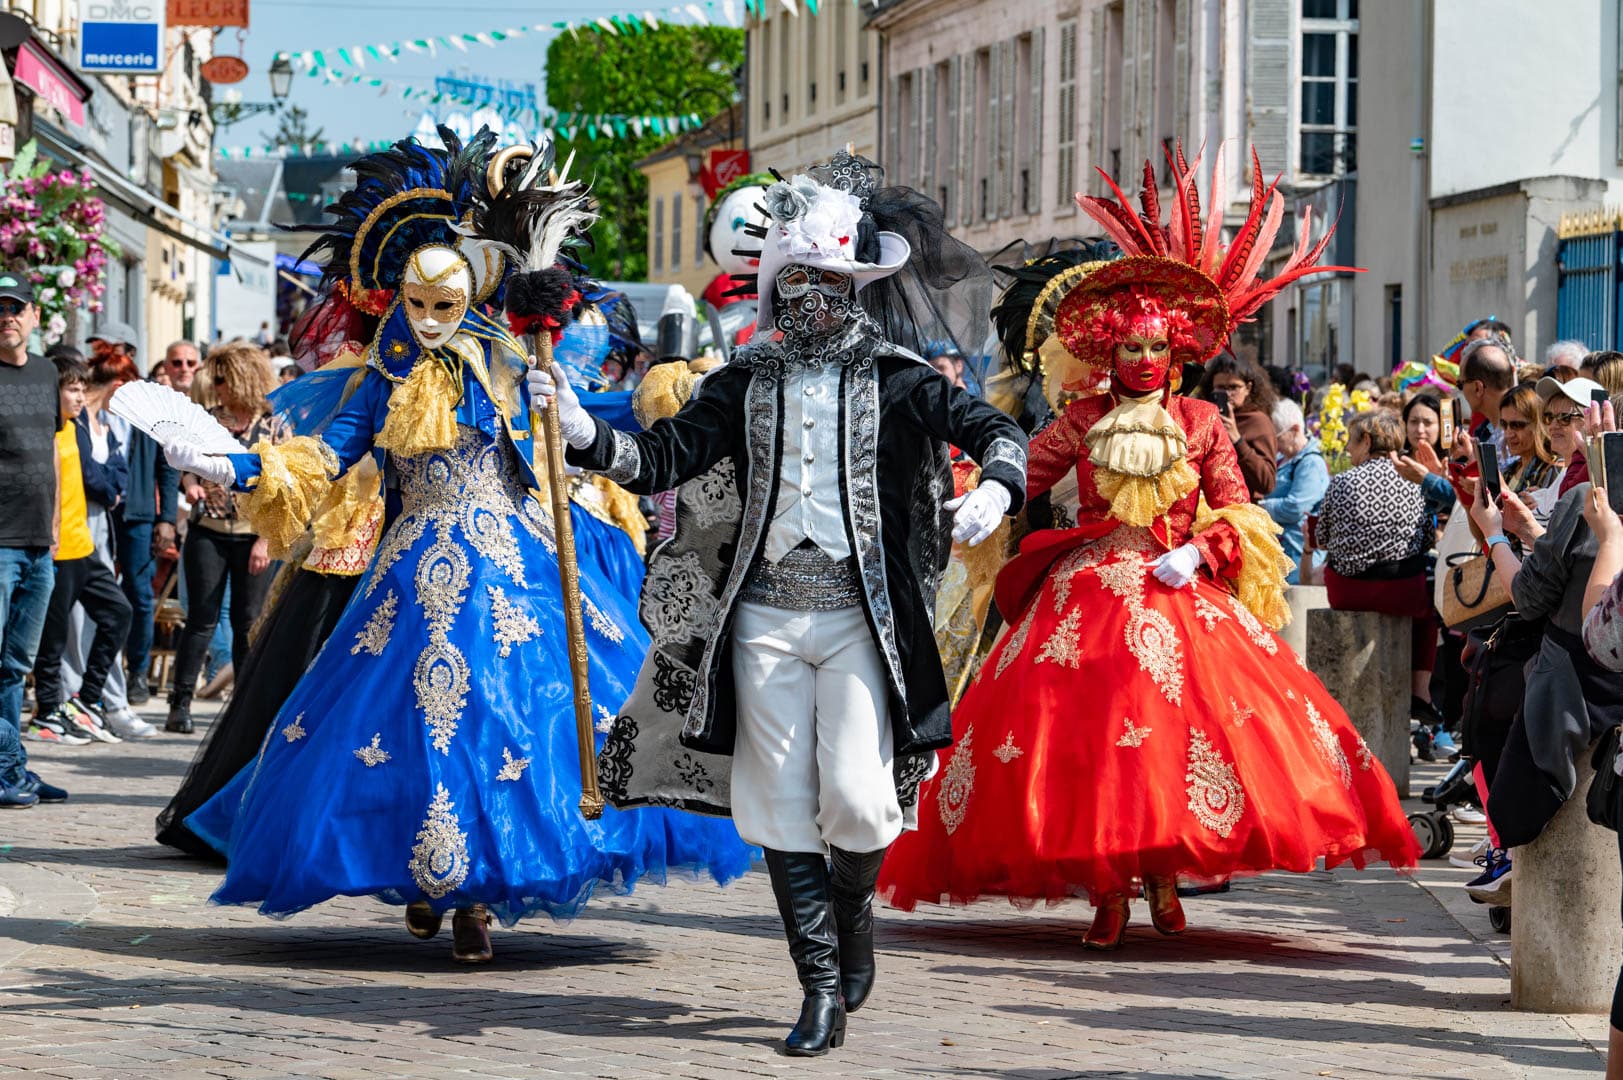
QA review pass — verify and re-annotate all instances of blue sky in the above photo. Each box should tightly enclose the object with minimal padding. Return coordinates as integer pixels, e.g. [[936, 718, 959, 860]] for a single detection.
[[225, 0, 604, 148]]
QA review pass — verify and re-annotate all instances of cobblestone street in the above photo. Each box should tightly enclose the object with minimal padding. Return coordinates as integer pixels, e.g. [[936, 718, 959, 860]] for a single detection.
[[0, 702, 1609, 1079]]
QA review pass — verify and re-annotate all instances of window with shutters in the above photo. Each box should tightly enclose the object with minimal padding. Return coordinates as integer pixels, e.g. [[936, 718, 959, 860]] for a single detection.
[[807, 7, 819, 115], [653, 196, 665, 275], [671, 194, 683, 271], [1013, 30, 1043, 216], [1103, 2, 1125, 185], [896, 71, 915, 185], [1056, 20, 1078, 210], [972, 47, 991, 221], [859, 24, 873, 97], [1153, 0, 1177, 184], [934, 58, 956, 219], [1299, 0, 1358, 177], [758, 21, 771, 128], [780, 12, 792, 124], [694, 194, 706, 266], [835, 0, 849, 104]]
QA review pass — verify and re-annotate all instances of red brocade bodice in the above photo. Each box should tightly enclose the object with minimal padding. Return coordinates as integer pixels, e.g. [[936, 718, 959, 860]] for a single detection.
[[1009, 394, 1253, 615]]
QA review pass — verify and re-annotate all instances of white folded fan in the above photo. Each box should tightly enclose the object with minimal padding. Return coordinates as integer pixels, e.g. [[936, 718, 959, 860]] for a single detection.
[[108, 381, 244, 456]]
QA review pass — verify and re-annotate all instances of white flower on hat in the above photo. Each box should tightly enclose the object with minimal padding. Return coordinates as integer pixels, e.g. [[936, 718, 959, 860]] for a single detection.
[[778, 182, 862, 261]]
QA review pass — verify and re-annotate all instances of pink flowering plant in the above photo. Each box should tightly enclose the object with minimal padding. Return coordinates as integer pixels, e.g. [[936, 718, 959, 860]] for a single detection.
[[0, 141, 120, 344]]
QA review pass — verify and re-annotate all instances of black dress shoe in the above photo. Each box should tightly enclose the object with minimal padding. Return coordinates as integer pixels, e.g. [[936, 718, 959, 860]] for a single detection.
[[165, 703, 194, 734], [830, 845, 888, 1013], [764, 849, 847, 1056], [125, 680, 149, 706]]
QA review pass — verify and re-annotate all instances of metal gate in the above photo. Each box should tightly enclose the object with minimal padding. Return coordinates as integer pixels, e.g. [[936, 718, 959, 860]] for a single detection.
[[1557, 211, 1623, 350]]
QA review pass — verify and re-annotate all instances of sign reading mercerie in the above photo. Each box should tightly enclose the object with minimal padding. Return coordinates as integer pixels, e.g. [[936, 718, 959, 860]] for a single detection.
[[78, 0, 165, 74]]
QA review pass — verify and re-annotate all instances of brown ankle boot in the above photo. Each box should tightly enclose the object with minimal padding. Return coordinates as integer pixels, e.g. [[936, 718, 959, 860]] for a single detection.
[[1083, 894, 1131, 950], [451, 904, 493, 963], [405, 901, 443, 940], [1144, 877, 1187, 936]]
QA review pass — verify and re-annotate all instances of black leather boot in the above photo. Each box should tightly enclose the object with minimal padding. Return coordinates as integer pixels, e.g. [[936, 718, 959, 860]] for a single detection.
[[764, 849, 846, 1056], [830, 845, 887, 1013], [165, 695, 193, 735]]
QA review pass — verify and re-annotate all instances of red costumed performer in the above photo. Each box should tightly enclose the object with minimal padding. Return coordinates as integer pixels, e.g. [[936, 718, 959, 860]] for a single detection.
[[879, 148, 1420, 948]]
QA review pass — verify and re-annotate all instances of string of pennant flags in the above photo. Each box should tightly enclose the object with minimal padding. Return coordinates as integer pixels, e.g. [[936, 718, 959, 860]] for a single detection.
[[215, 110, 709, 159], [275, 0, 848, 77]]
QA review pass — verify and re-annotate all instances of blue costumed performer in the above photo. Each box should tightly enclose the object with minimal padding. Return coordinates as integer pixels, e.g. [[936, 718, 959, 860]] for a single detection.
[[147, 128, 755, 963]]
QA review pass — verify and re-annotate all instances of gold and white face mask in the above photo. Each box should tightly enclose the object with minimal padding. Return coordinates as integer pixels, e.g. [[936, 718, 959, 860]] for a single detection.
[[401, 245, 472, 350]]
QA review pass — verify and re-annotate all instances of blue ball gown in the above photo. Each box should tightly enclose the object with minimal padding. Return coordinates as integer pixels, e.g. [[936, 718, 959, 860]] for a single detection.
[[569, 493, 646, 603], [187, 340, 755, 926]]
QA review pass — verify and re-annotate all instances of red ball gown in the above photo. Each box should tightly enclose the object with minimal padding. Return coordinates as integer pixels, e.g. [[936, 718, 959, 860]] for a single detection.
[[880, 391, 1419, 911]]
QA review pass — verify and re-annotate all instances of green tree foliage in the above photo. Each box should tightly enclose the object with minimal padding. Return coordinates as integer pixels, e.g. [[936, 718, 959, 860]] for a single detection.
[[267, 105, 325, 150], [546, 25, 743, 281]]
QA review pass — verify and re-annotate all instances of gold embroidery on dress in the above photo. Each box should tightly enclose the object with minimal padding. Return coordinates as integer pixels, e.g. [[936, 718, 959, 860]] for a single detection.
[[1355, 732, 1375, 771], [1227, 593, 1279, 655], [496, 747, 530, 782], [995, 605, 1037, 679], [368, 430, 547, 755], [1096, 553, 1186, 705], [488, 584, 540, 658], [1192, 593, 1230, 632], [1307, 700, 1352, 786], [584, 595, 625, 645], [992, 731, 1024, 763], [1036, 606, 1085, 668], [351, 590, 398, 656], [1185, 729, 1245, 837], [354, 734, 391, 767], [409, 783, 469, 899], [937, 725, 976, 835], [1285, 688, 1297, 700], [1228, 697, 1255, 727], [1118, 717, 1153, 747], [281, 713, 307, 742], [594, 704, 615, 733]]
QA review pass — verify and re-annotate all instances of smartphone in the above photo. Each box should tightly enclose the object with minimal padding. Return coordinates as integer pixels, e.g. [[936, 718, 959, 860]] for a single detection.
[[1211, 389, 1231, 414], [1439, 398, 1455, 449], [1593, 431, 1623, 514], [1594, 388, 1611, 406], [1479, 442, 1502, 506]]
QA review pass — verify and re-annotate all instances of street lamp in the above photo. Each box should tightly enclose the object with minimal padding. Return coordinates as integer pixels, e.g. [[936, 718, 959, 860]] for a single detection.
[[268, 55, 293, 101]]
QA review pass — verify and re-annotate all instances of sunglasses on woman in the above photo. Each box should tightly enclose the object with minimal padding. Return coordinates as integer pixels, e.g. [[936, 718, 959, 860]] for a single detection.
[[1547, 410, 1584, 426]]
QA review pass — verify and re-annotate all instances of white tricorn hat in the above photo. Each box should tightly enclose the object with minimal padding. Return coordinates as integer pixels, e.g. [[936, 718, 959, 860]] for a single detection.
[[747, 171, 910, 334]]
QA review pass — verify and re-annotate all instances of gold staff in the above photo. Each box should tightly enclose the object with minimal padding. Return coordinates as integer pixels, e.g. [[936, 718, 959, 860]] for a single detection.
[[533, 334, 604, 820]]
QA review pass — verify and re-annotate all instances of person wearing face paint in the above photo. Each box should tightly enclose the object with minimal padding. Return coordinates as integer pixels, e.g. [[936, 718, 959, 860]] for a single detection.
[[147, 129, 755, 965], [535, 151, 1027, 1056], [877, 146, 1418, 950]]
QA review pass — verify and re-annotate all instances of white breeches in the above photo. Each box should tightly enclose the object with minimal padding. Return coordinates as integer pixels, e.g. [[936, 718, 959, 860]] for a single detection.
[[729, 600, 903, 855]]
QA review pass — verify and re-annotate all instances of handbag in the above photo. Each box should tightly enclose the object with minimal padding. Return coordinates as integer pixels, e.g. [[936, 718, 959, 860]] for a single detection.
[[1586, 725, 1623, 832], [1440, 550, 1513, 631]]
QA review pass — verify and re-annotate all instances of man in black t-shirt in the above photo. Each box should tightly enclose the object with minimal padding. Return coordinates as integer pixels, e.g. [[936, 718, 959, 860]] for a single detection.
[[0, 273, 69, 807]]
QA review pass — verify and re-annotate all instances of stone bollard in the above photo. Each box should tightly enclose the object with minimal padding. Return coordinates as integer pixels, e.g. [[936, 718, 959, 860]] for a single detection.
[[1305, 607, 1410, 797], [1278, 584, 1329, 659], [1512, 748, 1623, 1013]]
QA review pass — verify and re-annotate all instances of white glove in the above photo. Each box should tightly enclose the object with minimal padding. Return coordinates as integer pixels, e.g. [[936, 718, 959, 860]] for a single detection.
[[945, 482, 1012, 547], [1151, 543, 1203, 589], [527, 359, 597, 450], [164, 442, 235, 488]]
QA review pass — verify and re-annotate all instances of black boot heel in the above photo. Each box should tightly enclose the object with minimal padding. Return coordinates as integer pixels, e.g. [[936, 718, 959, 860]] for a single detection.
[[830, 845, 888, 1013], [765, 849, 848, 1057], [784, 990, 846, 1056]]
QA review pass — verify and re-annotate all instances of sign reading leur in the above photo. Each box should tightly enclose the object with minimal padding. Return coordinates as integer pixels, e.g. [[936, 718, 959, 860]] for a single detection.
[[78, 0, 165, 74]]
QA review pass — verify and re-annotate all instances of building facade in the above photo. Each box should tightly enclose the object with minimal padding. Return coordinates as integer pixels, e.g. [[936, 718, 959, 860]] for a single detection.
[[746, 0, 880, 172], [638, 105, 745, 298]]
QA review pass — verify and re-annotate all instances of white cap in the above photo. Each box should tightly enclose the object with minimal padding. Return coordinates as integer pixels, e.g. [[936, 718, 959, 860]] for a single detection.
[[1536, 375, 1608, 409]]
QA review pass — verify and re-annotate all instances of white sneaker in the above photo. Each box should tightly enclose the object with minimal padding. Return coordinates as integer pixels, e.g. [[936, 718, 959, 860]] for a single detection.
[[1451, 805, 1488, 825], [106, 707, 159, 740], [1450, 835, 1490, 870]]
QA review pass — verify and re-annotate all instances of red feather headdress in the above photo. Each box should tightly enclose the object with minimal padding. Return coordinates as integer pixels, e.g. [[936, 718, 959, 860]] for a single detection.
[[1055, 143, 1359, 372]]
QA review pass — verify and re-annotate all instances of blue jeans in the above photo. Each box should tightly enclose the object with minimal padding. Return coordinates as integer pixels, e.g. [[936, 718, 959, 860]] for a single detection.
[[0, 546, 55, 786], [116, 515, 156, 683]]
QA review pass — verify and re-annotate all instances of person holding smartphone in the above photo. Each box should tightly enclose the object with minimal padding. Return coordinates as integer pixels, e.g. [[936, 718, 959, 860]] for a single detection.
[[1196, 354, 1278, 499]]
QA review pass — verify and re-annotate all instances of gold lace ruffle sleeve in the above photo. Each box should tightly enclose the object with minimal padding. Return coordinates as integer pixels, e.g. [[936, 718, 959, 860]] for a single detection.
[[240, 435, 341, 555], [1194, 499, 1293, 631]]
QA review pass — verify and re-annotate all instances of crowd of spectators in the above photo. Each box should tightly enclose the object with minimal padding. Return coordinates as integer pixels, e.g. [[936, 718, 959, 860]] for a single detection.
[[0, 274, 283, 806]]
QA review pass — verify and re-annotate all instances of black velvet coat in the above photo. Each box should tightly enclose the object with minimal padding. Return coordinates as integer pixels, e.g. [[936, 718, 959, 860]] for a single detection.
[[569, 347, 1027, 760]]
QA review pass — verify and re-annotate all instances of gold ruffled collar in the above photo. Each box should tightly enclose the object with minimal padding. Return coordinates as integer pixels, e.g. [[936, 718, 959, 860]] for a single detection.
[[1085, 391, 1198, 527]]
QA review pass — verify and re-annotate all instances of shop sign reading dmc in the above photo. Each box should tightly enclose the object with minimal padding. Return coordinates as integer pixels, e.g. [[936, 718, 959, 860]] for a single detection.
[[78, 0, 165, 74]]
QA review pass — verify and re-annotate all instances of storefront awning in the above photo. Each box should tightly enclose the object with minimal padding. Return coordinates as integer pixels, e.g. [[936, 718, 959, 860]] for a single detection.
[[35, 122, 268, 267]]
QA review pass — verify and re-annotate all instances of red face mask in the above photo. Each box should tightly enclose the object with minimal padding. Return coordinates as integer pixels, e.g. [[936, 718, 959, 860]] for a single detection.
[[1110, 313, 1174, 393]]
